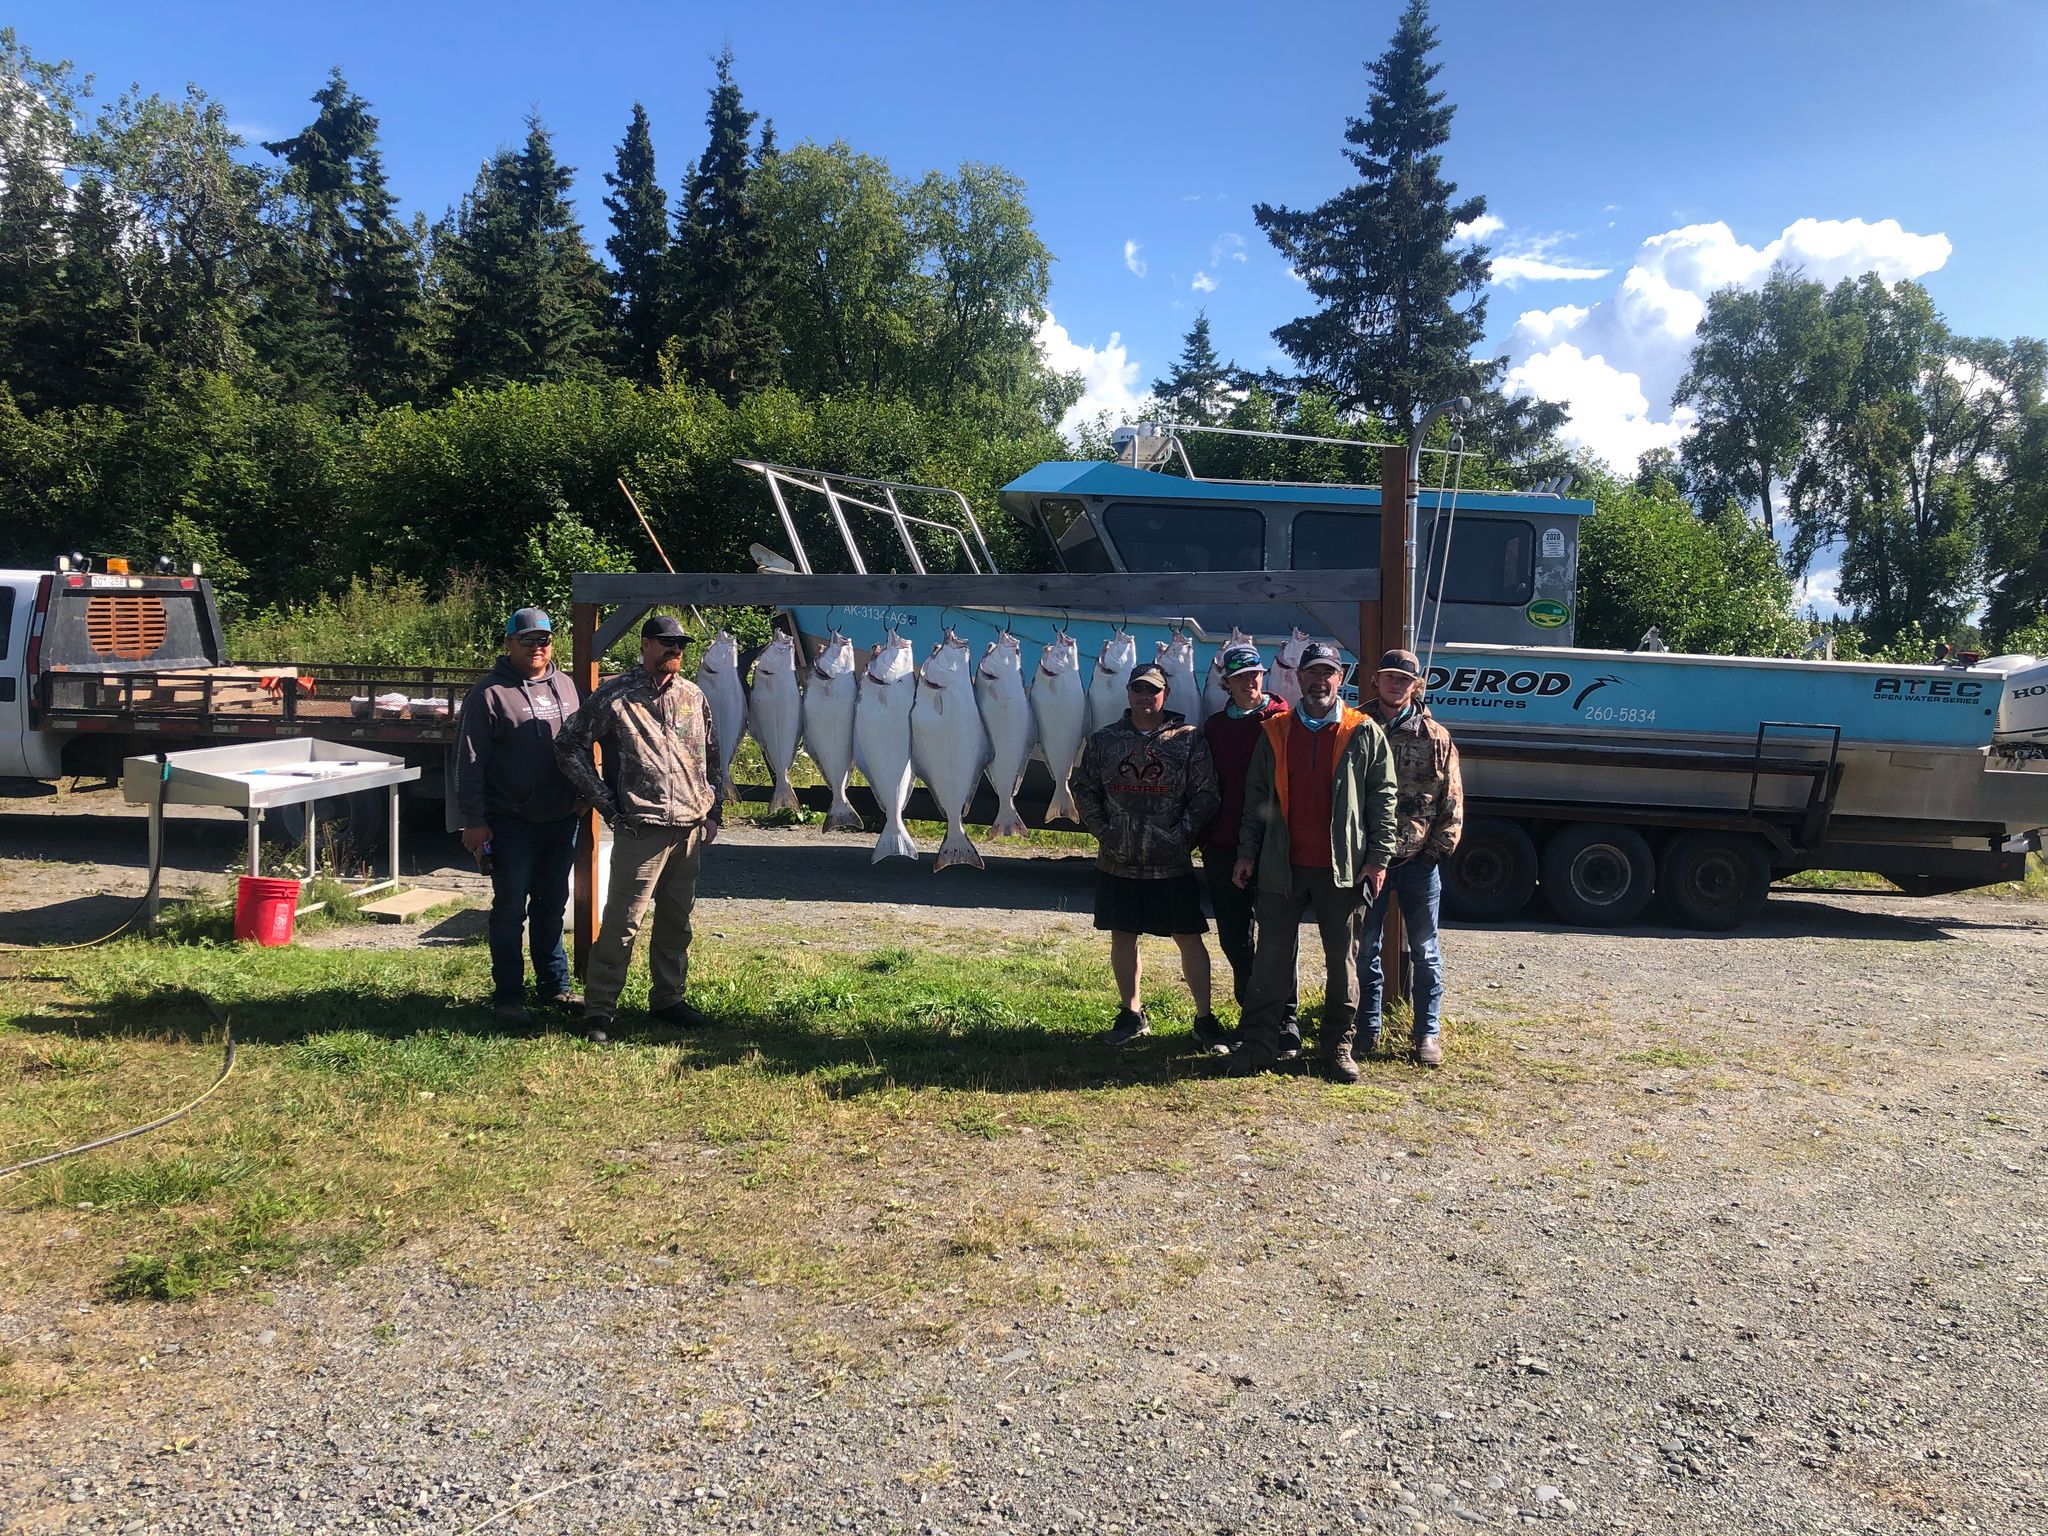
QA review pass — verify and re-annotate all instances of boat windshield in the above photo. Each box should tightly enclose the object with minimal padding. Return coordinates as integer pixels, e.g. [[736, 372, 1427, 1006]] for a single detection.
[[1101, 502, 1264, 573]]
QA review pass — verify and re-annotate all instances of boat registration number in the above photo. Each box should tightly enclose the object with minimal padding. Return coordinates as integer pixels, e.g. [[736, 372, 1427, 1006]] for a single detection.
[[1581, 706, 1658, 724]]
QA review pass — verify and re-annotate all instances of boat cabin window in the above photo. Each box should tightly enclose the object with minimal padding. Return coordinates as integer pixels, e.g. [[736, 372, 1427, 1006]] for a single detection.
[[1038, 497, 1114, 572], [1423, 518, 1533, 606], [1102, 502, 1265, 573], [1291, 511, 1382, 571]]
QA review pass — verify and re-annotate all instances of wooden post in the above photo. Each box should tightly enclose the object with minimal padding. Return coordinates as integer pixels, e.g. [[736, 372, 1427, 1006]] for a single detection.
[[1376, 447, 1411, 1012], [571, 601, 601, 980]]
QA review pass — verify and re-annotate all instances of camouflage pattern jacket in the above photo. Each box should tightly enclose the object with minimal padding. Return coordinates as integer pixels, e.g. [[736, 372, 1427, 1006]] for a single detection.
[[1072, 710, 1221, 879], [554, 666, 722, 830], [1364, 698, 1463, 864]]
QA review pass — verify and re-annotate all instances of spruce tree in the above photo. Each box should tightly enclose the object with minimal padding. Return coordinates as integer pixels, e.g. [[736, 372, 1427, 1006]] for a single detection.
[[0, 33, 79, 410], [1151, 311, 1233, 425], [603, 103, 670, 381], [262, 71, 425, 405], [669, 48, 779, 401], [1254, 0, 1488, 430], [440, 115, 606, 390], [49, 172, 151, 411]]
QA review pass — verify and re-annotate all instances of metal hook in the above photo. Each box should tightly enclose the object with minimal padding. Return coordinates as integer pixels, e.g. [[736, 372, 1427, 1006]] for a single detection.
[[1055, 608, 1071, 636], [825, 603, 840, 636]]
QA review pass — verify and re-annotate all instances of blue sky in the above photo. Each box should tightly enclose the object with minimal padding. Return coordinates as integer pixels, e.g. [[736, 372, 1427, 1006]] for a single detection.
[[13, 0, 2047, 528]]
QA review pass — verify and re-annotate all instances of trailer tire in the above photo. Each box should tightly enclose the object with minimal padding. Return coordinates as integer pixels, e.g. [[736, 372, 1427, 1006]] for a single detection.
[[1657, 830, 1770, 930], [1442, 817, 1538, 922], [1540, 823, 1655, 927]]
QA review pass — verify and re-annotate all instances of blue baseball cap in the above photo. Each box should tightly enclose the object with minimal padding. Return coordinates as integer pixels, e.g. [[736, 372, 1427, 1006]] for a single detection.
[[506, 607, 553, 640]]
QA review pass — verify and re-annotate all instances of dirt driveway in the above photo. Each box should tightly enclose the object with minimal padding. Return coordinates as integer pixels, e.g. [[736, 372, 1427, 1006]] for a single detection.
[[3, 786, 2046, 1534]]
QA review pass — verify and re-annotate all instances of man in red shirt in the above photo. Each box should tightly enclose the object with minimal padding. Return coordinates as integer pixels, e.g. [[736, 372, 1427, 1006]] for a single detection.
[[1196, 642, 1290, 1050], [1228, 643, 1399, 1080]]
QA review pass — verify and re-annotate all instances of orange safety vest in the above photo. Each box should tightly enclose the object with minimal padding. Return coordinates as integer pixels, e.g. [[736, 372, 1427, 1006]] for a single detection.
[[1262, 705, 1365, 827]]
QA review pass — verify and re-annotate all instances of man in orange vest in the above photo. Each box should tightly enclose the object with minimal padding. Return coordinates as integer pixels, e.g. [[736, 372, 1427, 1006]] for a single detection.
[[1228, 643, 1399, 1080]]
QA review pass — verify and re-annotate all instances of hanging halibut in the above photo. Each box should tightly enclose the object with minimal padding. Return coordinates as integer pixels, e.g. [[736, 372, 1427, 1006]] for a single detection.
[[1031, 631, 1087, 827], [1269, 627, 1310, 711], [1159, 628, 1199, 720], [911, 629, 987, 872], [748, 630, 803, 816], [695, 630, 747, 803], [854, 630, 918, 863], [1202, 625, 1252, 722], [1086, 628, 1137, 736], [801, 628, 862, 832], [976, 629, 1034, 840]]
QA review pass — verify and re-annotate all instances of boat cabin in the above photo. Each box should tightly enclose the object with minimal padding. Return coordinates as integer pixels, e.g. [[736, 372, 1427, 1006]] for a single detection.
[[998, 459, 1593, 647]]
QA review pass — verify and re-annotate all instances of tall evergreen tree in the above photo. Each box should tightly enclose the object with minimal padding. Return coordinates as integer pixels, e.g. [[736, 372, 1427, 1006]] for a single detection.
[[1150, 311, 1232, 424], [1253, 0, 1488, 431], [0, 30, 83, 410], [603, 103, 670, 382], [439, 115, 607, 390], [669, 49, 779, 401], [260, 72, 425, 405], [48, 172, 151, 412]]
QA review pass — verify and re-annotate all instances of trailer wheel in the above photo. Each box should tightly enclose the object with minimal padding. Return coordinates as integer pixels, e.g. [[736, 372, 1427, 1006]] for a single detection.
[[1658, 830, 1770, 930], [1442, 817, 1538, 922], [1540, 823, 1655, 927]]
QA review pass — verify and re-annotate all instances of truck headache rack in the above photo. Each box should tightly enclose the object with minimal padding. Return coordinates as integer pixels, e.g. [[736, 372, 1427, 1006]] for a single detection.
[[37, 665, 477, 744]]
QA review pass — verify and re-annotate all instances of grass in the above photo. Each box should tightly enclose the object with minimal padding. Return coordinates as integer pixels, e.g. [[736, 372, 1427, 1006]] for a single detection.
[[1780, 853, 2046, 899], [0, 923, 1533, 1329]]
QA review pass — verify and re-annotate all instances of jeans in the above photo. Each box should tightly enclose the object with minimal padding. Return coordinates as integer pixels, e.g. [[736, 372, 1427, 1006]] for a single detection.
[[1359, 858, 1444, 1042], [486, 814, 576, 1004]]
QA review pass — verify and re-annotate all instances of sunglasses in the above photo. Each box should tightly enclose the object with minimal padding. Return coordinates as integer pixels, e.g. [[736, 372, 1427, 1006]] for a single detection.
[[1127, 682, 1164, 696], [512, 634, 553, 647], [651, 640, 686, 654]]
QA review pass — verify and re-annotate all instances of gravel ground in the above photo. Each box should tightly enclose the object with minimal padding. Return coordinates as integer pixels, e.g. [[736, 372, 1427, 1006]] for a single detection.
[[3, 788, 2047, 1534]]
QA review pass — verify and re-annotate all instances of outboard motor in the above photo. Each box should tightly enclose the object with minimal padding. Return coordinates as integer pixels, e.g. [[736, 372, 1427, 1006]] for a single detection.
[[1983, 654, 2048, 744]]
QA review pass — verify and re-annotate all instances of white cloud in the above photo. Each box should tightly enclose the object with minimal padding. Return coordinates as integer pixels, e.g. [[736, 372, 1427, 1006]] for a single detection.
[[1452, 213, 1504, 244], [1501, 216, 1953, 473], [1035, 311, 1148, 436], [1501, 343, 1698, 471], [1796, 564, 1846, 617], [1191, 270, 1218, 294], [1491, 253, 1611, 286], [1181, 193, 1203, 203], [1211, 232, 1247, 265], [1123, 239, 1146, 278]]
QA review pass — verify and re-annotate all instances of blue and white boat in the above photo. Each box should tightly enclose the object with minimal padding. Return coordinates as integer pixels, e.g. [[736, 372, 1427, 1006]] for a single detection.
[[741, 421, 2046, 904]]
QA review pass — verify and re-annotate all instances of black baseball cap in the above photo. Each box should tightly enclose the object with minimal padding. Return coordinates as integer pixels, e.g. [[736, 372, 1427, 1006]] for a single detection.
[[1297, 641, 1346, 674], [1127, 662, 1168, 691], [1376, 648, 1423, 679], [506, 606, 553, 640], [641, 614, 689, 642]]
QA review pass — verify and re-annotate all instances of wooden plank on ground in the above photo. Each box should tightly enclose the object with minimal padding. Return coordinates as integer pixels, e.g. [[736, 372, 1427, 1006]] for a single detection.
[[360, 888, 454, 923]]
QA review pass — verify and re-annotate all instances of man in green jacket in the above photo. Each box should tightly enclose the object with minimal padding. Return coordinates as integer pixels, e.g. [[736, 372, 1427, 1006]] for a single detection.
[[1228, 643, 1399, 1081]]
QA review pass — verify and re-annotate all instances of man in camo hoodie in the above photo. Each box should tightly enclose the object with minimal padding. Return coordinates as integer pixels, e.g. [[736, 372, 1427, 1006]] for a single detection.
[[1072, 661, 1223, 1047]]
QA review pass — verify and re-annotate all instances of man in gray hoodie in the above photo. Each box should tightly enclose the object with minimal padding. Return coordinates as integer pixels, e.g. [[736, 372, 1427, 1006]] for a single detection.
[[457, 607, 582, 1026]]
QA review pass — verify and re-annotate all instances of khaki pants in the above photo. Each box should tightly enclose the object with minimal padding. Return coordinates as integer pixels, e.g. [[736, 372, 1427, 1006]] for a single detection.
[[585, 823, 706, 1019], [1239, 864, 1366, 1055]]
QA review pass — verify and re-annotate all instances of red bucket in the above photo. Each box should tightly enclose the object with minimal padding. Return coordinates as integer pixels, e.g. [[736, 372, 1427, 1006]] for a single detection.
[[233, 876, 301, 946]]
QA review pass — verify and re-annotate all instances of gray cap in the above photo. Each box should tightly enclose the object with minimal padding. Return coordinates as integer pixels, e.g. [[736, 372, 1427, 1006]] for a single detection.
[[1219, 642, 1264, 677], [1297, 641, 1346, 673], [506, 607, 552, 640]]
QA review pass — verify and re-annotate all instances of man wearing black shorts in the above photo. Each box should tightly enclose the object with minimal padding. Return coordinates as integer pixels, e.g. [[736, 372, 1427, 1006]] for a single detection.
[[1072, 661, 1223, 1046]]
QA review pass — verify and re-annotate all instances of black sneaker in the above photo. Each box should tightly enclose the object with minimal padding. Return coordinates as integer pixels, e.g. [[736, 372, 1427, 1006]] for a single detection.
[[1221, 1037, 1301, 1076], [584, 1016, 612, 1045], [1097, 1008, 1150, 1045], [492, 1000, 535, 1028], [1190, 1013, 1232, 1052], [650, 999, 710, 1030], [542, 990, 584, 1014]]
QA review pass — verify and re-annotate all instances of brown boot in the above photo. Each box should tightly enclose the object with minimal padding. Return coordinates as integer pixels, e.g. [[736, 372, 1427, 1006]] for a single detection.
[[1412, 1033, 1443, 1069], [1320, 1014, 1362, 1084]]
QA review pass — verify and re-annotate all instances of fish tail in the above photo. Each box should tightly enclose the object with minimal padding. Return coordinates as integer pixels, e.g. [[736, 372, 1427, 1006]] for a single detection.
[[823, 788, 863, 833], [1043, 777, 1082, 826], [933, 821, 985, 872], [989, 800, 1028, 840], [871, 821, 918, 863], [768, 776, 799, 816]]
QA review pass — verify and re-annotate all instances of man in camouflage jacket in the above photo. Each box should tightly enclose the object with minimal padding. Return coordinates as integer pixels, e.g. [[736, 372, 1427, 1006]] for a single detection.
[[554, 614, 722, 1042], [1071, 662, 1224, 1046], [1357, 648, 1464, 1067]]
